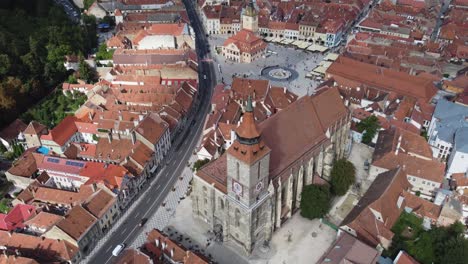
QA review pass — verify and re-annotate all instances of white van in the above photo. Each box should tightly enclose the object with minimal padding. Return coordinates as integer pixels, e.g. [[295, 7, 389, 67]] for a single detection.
[[112, 244, 125, 256]]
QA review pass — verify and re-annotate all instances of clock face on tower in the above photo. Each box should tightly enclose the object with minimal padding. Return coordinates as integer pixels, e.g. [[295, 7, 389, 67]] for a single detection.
[[255, 181, 263, 193], [232, 180, 243, 196]]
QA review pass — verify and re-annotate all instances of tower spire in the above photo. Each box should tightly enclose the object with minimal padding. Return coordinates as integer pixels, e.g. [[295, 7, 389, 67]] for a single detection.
[[246, 95, 253, 113]]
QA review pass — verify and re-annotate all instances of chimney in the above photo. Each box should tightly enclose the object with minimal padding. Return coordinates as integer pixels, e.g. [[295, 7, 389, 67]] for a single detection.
[[283, 87, 286, 94], [395, 135, 402, 155], [230, 129, 236, 142], [131, 131, 136, 145], [107, 132, 113, 143], [171, 248, 174, 258], [88, 111, 92, 121]]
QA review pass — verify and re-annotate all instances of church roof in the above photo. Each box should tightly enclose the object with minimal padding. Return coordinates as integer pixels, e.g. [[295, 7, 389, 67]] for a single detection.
[[259, 87, 348, 178], [197, 87, 349, 193]]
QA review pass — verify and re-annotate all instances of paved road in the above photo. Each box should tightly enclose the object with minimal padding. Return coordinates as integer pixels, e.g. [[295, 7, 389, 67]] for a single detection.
[[54, 0, 80, 23], [86, 1, 216, 263]]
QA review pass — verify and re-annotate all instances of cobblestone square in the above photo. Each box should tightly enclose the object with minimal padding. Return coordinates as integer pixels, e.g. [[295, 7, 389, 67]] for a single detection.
[[167, 196, 337, 264], [208, 35, 327, 97]]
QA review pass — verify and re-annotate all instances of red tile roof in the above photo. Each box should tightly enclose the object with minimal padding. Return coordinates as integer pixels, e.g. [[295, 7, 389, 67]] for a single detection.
[[135, 113, 169, 144], [0, 255, 39, 264], [0, 230, 78, 262], [341, 168, 411, 248], [326, 56, 438, 102], [394, 251, 420, 264], [56, 205, 97, 241], [318, 231, 380, 264], [23, 121, 47, 136], [83, 189, 116, 218], [198, 87, 349, 192], [40, 116, 78, 146], [0, 204, 36, 231], [223, 29, 267, 54], [24, 211, 63, 232], [144, 229, 209, 264]]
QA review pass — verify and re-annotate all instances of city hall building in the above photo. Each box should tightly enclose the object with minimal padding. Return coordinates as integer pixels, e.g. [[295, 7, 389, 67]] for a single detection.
[[191, 87, 351, 254]]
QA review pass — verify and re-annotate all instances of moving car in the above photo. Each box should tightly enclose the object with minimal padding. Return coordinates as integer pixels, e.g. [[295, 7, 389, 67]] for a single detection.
[[112, 243, 125, 256], [139, 218, 148, 227]]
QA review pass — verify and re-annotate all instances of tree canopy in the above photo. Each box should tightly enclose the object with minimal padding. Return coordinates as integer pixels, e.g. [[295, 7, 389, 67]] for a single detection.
[[356, 115, 380, 144], [330, 159, 356, 196], [79, 57, 97, 84], [0, 0, 97, 128], [193, 158, 210, 171], [95, 43, 115, 60], [21, 90, 87, 128], [83, 0, 95, 10], [387, 212, 468, 264], [300, 184, 331, 219]]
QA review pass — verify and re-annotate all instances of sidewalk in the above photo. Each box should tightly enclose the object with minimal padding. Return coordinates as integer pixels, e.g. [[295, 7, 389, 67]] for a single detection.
[[130, 159, 196, 248]]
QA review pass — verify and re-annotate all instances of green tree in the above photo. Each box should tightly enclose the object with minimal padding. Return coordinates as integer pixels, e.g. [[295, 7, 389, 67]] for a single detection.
[[0, 54, 10, 76], [67, 75, 78, 84], [95, 43, 114, 60], [300, 185, 331, 219], [193, 158, 210, 171], [100, 15, 115, 27], [78, 57, 96, 83], [388, 213, 468, 264], [330, 159, 356, 196], [356, 115, 380, 144], [0, 141, 6, 153], [83, 0, 95, 10], [81, 14, 98, 53]]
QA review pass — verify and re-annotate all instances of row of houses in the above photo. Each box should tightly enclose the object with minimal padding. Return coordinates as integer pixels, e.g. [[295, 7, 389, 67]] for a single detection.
[[199, 0, 374, 47], [0, 6, 201, 263]]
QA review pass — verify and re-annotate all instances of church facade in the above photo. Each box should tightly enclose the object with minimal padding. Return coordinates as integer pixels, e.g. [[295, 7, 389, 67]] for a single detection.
[[191, 87, 351, 254]]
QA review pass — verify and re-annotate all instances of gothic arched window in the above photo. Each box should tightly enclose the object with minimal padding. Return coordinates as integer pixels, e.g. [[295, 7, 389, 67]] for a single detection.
[[235, 208, 241, 227], [219, 197, 224, 210]]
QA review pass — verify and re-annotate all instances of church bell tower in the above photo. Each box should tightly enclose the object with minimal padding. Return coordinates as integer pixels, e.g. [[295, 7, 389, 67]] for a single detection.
[[241, 0, 259, 34], [226, 96, 270, 206], [224, 96, 273, 253]]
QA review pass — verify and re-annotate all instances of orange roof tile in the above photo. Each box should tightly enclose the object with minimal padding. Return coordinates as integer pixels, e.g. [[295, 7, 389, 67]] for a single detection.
[[56, 205, 97, 241], [41, 116, 78, 146], [0, 230, 78, 262]]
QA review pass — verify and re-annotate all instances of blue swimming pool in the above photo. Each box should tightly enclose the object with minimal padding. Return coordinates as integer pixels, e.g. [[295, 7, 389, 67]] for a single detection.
[[37, 146, 49, 155]]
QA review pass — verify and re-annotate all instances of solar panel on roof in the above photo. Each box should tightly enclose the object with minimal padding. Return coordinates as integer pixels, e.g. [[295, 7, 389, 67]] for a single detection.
[[65, 160, 85, 168], [47, 158, 60, 163]]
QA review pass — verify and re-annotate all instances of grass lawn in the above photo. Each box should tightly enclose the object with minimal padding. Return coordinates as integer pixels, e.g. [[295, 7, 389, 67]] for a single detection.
[[392, 211, 423, 238]]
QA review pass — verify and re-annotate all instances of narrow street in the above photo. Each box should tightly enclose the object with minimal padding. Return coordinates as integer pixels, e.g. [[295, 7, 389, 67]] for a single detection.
[[84, 0, 217, 262]]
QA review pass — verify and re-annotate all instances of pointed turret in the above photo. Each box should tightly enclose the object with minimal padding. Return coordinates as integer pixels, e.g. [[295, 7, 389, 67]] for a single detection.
[[235, 96, 261, 144], [227, 96, 270, 164]]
